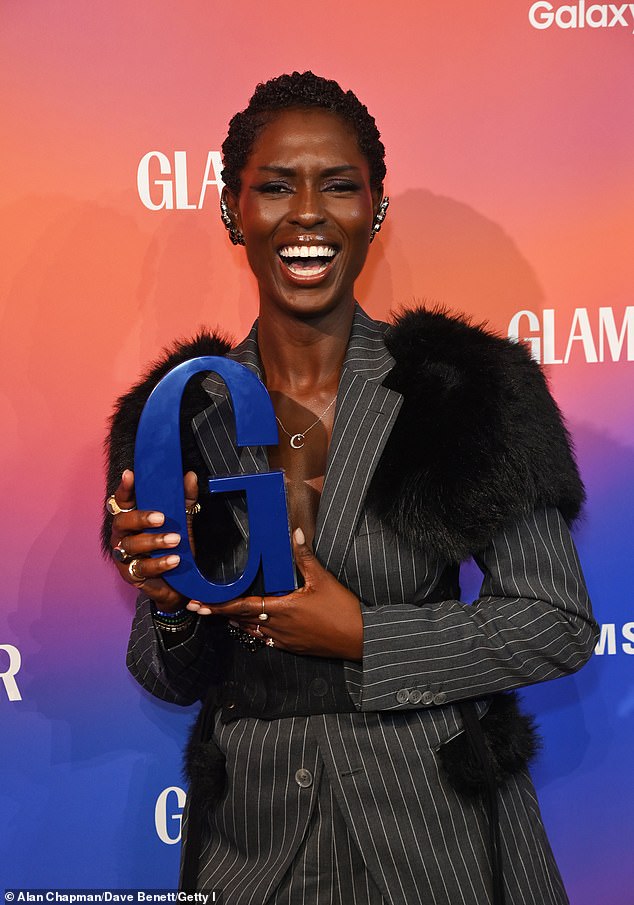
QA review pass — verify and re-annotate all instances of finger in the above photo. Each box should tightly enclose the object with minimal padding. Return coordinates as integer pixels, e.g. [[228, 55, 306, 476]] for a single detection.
[[115, 531, 181, 558], [184, 471, 199, 509], [183, 471, 200, 552], [253, 629, 282, 648], [110, 469, 136, 510], [292, 527, 322, 588], [260, 630, 281, 650], [186, 600, 252, 616], [122, 553, 181, 586], [120, 468, 135, 502], [186, 595, 265, 618], [111, 509, 165, 544]]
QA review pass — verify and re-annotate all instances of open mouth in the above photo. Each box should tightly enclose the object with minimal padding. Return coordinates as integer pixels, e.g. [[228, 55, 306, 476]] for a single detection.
[[278, 244, 338, 278]]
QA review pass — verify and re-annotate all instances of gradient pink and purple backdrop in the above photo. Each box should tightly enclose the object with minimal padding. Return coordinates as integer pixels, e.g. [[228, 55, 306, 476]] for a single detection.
[[1, 1, 632, 900]]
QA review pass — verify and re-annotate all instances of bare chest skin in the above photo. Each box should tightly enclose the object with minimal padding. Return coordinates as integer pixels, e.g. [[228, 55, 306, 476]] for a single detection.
[[267, 389, 337, 548]]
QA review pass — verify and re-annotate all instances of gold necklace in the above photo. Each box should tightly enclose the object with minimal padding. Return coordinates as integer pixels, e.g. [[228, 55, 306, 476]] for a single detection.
[[275, 396, 337, 449]]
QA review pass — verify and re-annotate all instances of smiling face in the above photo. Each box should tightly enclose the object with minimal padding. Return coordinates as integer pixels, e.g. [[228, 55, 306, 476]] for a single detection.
[[224, 107, 381, 320]]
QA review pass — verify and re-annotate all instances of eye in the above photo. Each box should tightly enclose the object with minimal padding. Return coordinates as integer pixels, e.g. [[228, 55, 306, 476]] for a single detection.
[[255, 181, 293, 194], [323, 180, 360, 193]]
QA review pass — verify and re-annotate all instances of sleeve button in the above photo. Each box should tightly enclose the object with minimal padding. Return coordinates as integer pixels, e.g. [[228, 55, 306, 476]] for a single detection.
[[433, 692, 447, 705], [408, 689, 423, 704], [421, 691, 434, 705], [396, 688, 410, 704]]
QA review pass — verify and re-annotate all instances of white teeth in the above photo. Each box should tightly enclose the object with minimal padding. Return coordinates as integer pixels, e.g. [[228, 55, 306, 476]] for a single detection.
[[279, 245, 337, 259]]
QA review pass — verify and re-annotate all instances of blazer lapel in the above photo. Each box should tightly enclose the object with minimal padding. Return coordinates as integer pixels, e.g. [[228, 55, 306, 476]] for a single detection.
[[314, 307, 403, 578]]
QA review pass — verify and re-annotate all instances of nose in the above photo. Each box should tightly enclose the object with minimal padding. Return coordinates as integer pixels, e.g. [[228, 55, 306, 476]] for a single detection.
[[288, 183, 326, 228]]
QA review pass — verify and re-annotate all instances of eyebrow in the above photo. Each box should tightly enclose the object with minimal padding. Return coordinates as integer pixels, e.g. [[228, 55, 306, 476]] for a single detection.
[[256, 165, 362, 176]]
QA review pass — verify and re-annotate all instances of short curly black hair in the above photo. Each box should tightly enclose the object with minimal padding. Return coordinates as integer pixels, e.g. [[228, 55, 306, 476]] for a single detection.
[[221, 71, 386, 196]]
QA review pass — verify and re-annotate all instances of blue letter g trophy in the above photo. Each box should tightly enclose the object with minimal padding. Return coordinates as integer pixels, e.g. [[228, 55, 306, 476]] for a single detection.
[[134, 357, 295, 603]]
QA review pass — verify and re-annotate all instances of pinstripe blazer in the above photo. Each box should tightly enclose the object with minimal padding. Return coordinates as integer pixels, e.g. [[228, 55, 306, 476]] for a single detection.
[[126, 306, 597, 905]]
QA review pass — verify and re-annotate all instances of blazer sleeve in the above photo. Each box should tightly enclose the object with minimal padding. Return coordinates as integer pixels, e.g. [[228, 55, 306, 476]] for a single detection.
[[126, 595, 225, 705], [357, 506, 599, 712]]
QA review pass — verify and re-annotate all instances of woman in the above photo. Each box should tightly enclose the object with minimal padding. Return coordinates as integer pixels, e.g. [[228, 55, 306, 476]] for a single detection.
[[104, 72, 598, 905]]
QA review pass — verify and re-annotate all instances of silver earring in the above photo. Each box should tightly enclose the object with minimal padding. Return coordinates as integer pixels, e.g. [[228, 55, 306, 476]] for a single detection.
[[220, 198, 245, 246], [370, 196, 389, 242]]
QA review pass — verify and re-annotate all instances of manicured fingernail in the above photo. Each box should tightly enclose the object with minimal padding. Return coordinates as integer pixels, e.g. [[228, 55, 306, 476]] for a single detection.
[[229, 620, 239, 627], [164, 554, 180, 567], [163, 533, 181, 545], [198, 606, 212, 616], [148, 512, 164, 526], [294, 527, 305, 545], [187, 602, 200, 611]]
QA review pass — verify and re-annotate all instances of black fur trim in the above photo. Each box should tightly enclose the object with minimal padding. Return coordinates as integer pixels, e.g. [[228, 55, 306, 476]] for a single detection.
[[367, 307, 585, 561], [438, 692, 542, 797], [183, 730, 227, 811], [101, 330, 233, 556], [181, 698, 227, 891]]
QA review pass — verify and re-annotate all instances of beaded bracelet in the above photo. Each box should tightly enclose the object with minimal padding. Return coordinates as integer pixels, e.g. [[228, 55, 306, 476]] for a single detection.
[[152, 605, 190, 620], [150, 603, 196, 634], [153, 613, 194, 626], [152, 608, 194, 625], [153, 616, 196, 633]]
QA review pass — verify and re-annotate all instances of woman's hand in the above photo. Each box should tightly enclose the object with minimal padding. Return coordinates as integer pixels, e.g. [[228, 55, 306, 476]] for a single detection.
[[108, 468, 199, 612], [187, 528, 364, 661]]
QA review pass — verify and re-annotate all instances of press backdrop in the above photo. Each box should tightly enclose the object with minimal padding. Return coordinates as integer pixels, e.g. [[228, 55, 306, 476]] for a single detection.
[[1, 2, 632, 902]]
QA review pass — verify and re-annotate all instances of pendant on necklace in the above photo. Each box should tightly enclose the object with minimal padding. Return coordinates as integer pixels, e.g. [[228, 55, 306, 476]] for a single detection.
[[290, 433, 305, 449]]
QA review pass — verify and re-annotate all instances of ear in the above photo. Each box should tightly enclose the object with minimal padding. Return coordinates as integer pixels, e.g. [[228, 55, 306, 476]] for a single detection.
[[371, 186, 384, 220], [221, 187, 243, 234]]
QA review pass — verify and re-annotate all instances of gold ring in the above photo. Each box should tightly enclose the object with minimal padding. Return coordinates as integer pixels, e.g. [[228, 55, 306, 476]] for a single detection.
[[128, 558, 145, 584], [112, 542, 134, 564], [186, 502, 201, 517], [106, 495, 135, 516]]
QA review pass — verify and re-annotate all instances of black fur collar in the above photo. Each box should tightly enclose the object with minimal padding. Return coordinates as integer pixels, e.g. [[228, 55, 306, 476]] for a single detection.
[[366, 307, 584, 561]]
